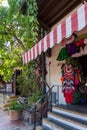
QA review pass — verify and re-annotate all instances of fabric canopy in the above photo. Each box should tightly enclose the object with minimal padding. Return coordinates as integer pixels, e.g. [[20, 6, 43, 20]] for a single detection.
[[23, 2, 87, 64]]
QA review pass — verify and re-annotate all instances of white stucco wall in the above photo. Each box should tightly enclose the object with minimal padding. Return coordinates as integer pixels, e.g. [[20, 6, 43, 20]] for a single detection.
[[46, 44, 66, 105]]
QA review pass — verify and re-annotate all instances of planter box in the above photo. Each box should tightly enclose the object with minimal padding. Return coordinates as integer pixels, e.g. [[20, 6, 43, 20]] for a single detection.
[[22, 103, 47, 125], [22, 110, 34, 124]]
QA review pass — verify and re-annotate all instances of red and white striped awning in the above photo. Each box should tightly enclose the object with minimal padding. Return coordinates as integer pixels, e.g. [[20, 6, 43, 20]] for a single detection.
[[23, 2, 87, 64]]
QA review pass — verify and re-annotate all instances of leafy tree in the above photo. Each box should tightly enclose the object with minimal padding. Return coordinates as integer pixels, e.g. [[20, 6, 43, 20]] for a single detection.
[[0, 0, 39, 81], [0, 0, 3, 4]]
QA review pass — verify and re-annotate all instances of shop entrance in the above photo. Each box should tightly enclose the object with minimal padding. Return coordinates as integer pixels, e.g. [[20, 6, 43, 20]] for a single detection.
[[61, 56, 87, 106], [77, 55, 87, 105]]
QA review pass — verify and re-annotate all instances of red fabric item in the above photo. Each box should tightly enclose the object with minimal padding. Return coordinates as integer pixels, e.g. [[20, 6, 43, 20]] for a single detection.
[[75, 70, 80, 85], [62, 87, 75, 103], [64, 75, 74, 81], [74, 39, 84, 46]]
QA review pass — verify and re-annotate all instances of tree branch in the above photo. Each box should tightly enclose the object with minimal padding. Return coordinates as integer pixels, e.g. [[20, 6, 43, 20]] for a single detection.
[[14, 35, 26, 50]]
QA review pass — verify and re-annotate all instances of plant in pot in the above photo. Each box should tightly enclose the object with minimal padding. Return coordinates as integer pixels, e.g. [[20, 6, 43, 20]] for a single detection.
[[8, 100, 23, 120], [28, 90, 42, 110]]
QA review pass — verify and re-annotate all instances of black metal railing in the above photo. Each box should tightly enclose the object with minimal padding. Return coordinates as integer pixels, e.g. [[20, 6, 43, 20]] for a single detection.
[[29, 84, 60, 130]]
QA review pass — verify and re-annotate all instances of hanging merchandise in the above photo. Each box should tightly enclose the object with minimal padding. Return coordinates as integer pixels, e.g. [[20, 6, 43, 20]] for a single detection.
[[72, 91, 80, 104], [74, 68, 80, 86], [63, 64, 75, 81], [63, 79, 74, 86], [71, 45, 87, 58], [74, 39, 84, 47], [74, 33, 87, 42], [62, 85, 75, 103], [61, 64, 75, 104], [56, 47, 69, 61], [66, 42, 77, 56], [66, 57, 79, 67]]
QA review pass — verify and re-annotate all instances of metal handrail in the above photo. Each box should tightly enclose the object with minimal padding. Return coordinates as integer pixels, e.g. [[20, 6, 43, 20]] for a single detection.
[[29, 84, 60, 130], [30, 85, 58, 111]]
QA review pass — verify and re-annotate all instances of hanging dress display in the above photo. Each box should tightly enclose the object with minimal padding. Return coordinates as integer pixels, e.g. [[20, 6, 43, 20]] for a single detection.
[[62, 85, 75, 103], [61, 64, 75, 104]]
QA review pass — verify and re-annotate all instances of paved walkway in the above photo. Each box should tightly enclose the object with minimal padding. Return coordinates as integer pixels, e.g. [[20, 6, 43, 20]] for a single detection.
[[0, 109, 34, 130]]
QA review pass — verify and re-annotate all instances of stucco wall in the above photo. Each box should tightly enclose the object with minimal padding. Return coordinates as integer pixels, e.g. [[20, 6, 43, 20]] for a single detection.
[[46, 44, 66, 105]]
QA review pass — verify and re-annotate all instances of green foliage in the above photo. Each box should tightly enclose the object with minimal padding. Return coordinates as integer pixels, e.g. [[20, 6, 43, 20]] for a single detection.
[[28, 90, 42, 105], [9, 100, 23, 111], [0, 0, 3, 4], [0, 0, 39, 81], [17, 61, 40, 97]]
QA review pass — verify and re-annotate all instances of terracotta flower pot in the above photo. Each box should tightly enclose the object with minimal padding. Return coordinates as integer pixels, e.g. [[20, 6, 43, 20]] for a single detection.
[[9, 110, 21, 120]]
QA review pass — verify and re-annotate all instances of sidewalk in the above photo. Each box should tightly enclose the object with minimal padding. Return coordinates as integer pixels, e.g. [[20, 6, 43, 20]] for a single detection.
[[0, 109, 34, 130]]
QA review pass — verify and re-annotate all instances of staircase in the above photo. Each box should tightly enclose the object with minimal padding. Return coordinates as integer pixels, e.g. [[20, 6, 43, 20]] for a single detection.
[[29, 84, 87, 130], [0, 93, 19, 110], [36, 105, 87, 130]]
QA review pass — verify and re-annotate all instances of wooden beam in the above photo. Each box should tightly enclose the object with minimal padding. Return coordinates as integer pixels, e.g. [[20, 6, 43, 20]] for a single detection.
[[38, 19, 51, 31], [38, 0, 54, 15], [49, 1, 81, 27], [42, 0, 65, 21]]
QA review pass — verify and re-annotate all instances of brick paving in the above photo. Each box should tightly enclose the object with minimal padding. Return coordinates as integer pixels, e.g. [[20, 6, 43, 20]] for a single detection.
[[0, 109, 34, 130]]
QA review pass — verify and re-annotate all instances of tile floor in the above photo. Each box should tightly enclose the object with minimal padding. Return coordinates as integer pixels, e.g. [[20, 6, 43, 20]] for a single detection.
[[0, 109, 34, 130]]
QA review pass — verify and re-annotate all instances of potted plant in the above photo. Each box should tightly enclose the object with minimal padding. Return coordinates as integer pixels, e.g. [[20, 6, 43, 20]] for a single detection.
[[28, 90, 42, 109], [8, 100, 23, 120]]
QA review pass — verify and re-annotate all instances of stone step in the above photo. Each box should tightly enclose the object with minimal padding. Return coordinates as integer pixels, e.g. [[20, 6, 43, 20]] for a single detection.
[[43, 118, 65, 130], [52, 106, 87, 123], [0, 94, 18, 111], [0, 98, 4, 101], [0, 93, 3, 97], [2, 106, 10, 111], [5, 98, 18, 103], [0, 99, 18, 110], [6, 95, 19, 99], [48, 112, 87, 130], [0, 103, 4, 109], [3, 103, 11, 107], [0, 103, 9, 110], [36, 126, 42, 130]]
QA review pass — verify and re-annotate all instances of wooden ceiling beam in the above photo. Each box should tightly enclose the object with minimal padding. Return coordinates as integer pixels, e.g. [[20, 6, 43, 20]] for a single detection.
[[38, 0, 58, 16], [43, 0, 66, 22], [48, 1, 81, 27], [37, 0, 44, 7], [38, 19, 51, 31]]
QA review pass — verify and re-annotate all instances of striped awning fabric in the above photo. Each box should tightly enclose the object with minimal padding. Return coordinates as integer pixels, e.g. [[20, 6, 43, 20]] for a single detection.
[[23, 2, 87, 64]]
